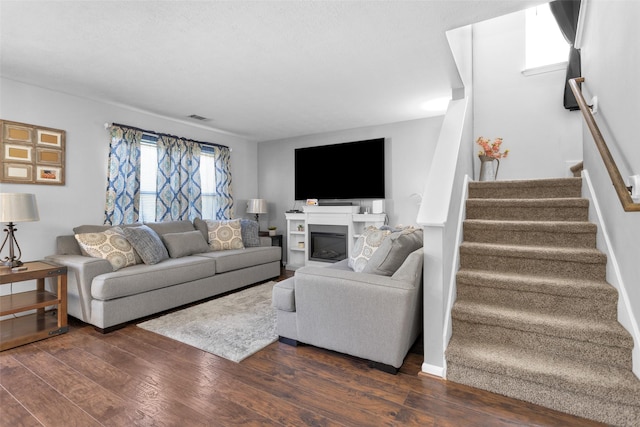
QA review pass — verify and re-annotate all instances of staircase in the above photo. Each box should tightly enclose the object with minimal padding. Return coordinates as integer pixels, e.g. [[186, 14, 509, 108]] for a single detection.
[[446, 177, 640, 426]]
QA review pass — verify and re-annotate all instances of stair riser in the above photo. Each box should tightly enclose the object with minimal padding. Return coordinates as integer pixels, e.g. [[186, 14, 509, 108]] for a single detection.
[[456, 284, 617, 321], [463, 228, 596, 248], [466, 205, 589, 221], [460, 253, 607, 281], [446, 363, 639, 426], [468, 186, 582, 200], [451, 319, 632, 369]]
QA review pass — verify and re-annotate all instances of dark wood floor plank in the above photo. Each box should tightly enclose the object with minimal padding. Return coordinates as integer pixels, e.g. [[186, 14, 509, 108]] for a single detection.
[[0, 354, 102, 427], [122, 325, 391, 427], [0, 384, 43, 427], [10, 343, 164, 427], [109, 328, 345, 427], [49, 327, 280, 427]]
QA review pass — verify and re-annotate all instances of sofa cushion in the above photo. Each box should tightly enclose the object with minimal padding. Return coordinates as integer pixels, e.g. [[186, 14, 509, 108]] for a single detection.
[[272, 277, 296, 312], [75, 227, 138, 271], [91, 256, 217, 301], [196, 246, 280, 273], [362, 227, 423, 276], [205, 219, 244, 251], [348, 227, 391, 272], [145, 220, 195, 237], [240, 219, 261, 247], [122, 224, 169, 265], [161, 230, 210, 258], [193, 217, 209, 242]]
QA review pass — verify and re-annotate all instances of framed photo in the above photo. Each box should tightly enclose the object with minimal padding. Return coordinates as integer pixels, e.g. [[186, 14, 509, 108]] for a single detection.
[[3, 163, 33, 182], [1, 120, 65, 185], [36, 166, 62, 183], [37, 129, 63, 147], [4, 144, 32, 162]]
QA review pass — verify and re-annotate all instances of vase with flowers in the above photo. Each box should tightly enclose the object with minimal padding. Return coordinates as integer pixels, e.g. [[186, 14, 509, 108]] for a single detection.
[[476, 137, 509, 181]]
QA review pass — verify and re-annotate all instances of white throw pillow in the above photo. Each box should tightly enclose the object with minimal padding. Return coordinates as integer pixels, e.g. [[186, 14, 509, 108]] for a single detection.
[[348, 227, 390, 272]]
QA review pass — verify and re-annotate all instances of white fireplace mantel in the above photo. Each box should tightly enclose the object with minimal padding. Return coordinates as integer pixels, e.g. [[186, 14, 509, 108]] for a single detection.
[[285, 206, 386, 270]]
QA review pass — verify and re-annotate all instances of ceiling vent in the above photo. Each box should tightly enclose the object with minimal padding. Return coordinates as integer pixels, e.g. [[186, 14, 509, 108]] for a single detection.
[[187, 114, 210, 121]]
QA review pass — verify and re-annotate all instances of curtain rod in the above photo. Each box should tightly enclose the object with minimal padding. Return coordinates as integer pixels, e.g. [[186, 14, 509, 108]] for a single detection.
[[106, 122, 230, 150]]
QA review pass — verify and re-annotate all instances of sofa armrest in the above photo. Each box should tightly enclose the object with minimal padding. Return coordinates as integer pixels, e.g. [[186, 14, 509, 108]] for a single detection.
[[259, 236, 273, 247], [45, 254, 112, 322]]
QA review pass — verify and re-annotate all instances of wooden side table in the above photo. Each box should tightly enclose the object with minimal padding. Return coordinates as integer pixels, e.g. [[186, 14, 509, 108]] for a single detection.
[[0, 261, 68, 351]]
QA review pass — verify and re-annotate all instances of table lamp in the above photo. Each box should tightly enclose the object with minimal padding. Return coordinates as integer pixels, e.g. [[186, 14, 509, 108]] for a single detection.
[[246, 199, 267, 223], [0, 193, 40, 267]]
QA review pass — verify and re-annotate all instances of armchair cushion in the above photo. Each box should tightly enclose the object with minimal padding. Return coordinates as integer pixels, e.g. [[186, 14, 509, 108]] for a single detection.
[[363, 228, 423, 276]]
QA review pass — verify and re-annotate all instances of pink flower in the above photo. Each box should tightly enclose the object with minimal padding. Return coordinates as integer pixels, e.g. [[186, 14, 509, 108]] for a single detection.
[[476, 137, 509, 159]]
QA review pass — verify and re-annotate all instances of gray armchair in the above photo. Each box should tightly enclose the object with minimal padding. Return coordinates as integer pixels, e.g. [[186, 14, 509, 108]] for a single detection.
[[273, 247, 423, 373]]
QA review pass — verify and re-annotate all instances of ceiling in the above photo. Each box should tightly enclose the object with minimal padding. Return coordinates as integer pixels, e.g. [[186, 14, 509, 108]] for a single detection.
[[0, 0, 544, 142]]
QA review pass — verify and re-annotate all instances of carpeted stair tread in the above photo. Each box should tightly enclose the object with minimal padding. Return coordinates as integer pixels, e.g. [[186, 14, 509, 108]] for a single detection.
[[465, 197, 589, 221], [446, 335, 640, 408], [468, 178, 582, 199], [463, 219, 597, 247], [456, 269, 617, 301], [460, 241, 606, 264], [452, 299, 634, 349], [463, 219, 596, 234]]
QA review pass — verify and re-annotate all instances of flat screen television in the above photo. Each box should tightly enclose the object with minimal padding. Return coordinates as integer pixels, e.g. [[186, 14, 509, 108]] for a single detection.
[[294, 138, 385, 201]]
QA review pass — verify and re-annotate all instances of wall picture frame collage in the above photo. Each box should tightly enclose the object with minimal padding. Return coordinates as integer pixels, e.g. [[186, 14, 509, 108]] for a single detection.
[[1, 119, 65, 185]]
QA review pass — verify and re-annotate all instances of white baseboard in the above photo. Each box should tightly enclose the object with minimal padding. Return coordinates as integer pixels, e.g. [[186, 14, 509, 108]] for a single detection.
[[421, 362, 445, 378], [582, 170, 640, 377]]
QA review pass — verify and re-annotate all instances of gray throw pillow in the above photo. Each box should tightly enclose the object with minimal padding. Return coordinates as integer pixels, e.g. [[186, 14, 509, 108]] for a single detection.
[[362, 228, 423, 276], [122, 225, 169, 265], [161, 230, 210, 258], [240, 219, 261, 247], [193, 217, 210, 243]]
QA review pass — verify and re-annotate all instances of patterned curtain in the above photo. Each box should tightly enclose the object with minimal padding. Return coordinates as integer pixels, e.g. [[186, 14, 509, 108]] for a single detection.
[[213, 145, 234, 219], [156, 135, 202, 221], [104, 126, 143, 225]]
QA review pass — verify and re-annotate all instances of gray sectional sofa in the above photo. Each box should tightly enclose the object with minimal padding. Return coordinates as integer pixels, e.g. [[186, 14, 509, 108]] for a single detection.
[[273, 227, 424, 372], [46, 219, 281, 331]]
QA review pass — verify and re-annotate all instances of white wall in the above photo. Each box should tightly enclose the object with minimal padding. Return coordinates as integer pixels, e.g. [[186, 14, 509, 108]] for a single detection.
[[580, 0, 640, 374], [256, 117, 444, 236], [0, 78, 257, 266], [473, 10, 582, 180]]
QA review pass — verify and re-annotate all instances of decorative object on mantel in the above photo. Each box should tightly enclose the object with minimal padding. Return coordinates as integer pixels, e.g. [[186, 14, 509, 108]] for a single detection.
[[0, 193, 40, 267], [1, 120, 65, 185], [246, 198, 267, 224], [476, 136, 509, 181], [268, 226, 277, 236]]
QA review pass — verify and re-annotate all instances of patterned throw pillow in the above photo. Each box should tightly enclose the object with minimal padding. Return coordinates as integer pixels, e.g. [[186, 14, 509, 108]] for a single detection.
[[122, 225, 169, 265], [240, 219, 261, 247], [205, 219, 245, 251], [348, 227, 391, 272], [75, 226, 138, 271]]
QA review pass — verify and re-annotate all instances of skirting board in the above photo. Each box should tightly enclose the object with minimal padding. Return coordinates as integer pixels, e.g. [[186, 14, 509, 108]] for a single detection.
[[421, 362, 445, 378], [583, 169, 640, 377]]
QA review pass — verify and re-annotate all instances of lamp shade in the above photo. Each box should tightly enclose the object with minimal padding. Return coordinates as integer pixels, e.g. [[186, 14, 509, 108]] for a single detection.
[[246, 199, 267, 214], [0, 193, 40, 222]]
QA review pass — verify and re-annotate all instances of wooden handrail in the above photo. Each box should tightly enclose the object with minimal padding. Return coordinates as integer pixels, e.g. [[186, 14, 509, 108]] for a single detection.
[[569, 77, 640, 212]]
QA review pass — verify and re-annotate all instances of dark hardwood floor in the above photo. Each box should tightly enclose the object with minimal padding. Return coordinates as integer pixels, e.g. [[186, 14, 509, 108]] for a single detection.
[[0, 271, 604, 427]]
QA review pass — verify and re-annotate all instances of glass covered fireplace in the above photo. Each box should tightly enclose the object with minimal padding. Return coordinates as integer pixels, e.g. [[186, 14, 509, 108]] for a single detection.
[[309, 224, 348, 263]]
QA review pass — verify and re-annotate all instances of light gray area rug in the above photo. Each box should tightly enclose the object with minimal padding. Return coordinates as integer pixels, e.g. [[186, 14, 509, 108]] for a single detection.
[[137, 281, 277, 362]]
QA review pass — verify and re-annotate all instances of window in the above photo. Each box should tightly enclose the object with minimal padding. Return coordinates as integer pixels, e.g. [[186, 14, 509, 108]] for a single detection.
[[139, 135, 217, 222], [525, 3, 570, 71]]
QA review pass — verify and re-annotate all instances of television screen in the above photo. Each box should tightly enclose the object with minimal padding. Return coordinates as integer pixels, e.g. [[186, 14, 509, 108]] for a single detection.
[[294, 138, 385, 200]]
